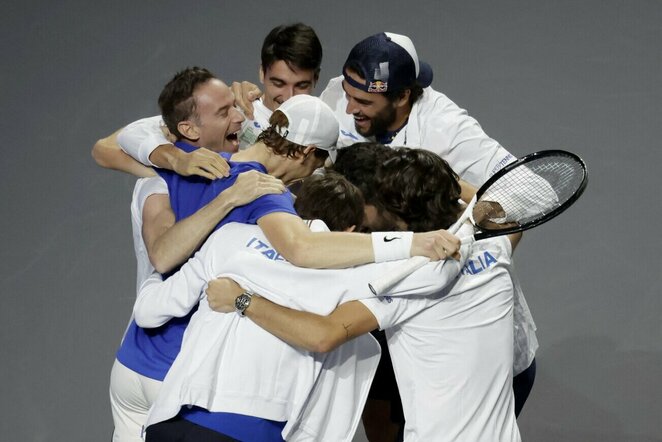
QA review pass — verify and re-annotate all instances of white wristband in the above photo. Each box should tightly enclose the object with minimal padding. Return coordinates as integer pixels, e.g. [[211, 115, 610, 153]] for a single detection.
[[371, 231, 413, 263]]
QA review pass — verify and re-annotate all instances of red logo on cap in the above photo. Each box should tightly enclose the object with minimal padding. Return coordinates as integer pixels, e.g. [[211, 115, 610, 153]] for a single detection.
[[368, 80, 388, 92]]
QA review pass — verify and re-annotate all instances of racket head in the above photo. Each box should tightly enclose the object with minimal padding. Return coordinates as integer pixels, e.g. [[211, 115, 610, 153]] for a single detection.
[[471, 150, 588, 240]]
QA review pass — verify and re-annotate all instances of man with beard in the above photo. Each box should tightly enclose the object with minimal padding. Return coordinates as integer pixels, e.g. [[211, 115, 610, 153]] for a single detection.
[[317, 33, 537, 439]]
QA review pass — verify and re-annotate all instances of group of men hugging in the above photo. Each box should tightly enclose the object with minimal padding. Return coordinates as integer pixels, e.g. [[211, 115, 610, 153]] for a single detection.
[[93, 22, 538, 442]]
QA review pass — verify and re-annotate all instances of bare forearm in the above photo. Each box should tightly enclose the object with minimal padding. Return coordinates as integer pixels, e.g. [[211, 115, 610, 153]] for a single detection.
[[92, 130, 156, 177], [149, 192, 237, 273], [282, 231, 375, 269], [245, 296, 344, 353], [459, 179, 477, 204], [206, 277, 379, 352], [260, 213, 454, 269], [148, 144, 183, 171]]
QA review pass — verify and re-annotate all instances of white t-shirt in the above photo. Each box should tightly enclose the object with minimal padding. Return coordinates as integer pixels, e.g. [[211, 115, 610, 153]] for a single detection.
[[361, 236, 521, 442], [130, 177, 168, 290], [118, 176, 168, 344]]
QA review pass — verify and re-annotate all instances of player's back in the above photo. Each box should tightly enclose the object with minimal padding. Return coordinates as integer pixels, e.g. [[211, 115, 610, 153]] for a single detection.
[[385, 235, 520, 442]]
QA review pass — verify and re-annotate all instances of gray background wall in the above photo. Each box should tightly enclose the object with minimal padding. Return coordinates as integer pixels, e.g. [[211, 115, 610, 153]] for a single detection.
[[1, 1, 660, 441]]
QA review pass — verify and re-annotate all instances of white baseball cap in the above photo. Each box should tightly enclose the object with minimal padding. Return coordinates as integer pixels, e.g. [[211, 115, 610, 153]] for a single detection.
[[275, 95, 340, 162]]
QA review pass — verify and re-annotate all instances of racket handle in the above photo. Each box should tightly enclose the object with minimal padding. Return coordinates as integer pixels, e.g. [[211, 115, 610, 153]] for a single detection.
[[450, 196, 476, 235], [368, 256, 430, 296]]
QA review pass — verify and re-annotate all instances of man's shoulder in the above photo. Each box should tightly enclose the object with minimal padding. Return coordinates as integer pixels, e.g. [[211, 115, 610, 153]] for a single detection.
[[320, 76, 345, 108], [133, 176, 168, 199], [413, 87, 459, 120], [460, 235, 512, 277]]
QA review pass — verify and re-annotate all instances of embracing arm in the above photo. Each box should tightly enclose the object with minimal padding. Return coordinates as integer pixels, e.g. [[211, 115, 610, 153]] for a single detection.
[[133, 252, 210, 328], [258, 212, 459, 269], [117, 115, 230, 179], [91, 128, 156, 177], [230, 81, 263, 120], [459, 179, 477, 204], [206, 278, 378, 353], [508, 231, 523, 251], [143, 171, 286, 274]]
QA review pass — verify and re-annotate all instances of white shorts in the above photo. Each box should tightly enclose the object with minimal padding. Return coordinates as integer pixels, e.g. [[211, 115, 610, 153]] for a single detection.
[[109, 358, 162, 442]]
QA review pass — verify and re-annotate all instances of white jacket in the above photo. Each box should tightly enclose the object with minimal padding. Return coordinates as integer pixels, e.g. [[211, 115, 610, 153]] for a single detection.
[[139, 221, 473, 440]]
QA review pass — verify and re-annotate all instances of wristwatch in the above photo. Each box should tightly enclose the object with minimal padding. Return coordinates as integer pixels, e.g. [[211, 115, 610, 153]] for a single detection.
[[235, 291, 253, 316]]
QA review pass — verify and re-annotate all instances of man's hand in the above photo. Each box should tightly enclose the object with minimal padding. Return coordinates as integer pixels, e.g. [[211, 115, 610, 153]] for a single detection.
[[222, 170, 286, 206], [206, 277, 245, 313], [411, 229, 462, 261], [473, 200, 506, 226], [171, 147, 231, 179], [231, 81, 263, 120]]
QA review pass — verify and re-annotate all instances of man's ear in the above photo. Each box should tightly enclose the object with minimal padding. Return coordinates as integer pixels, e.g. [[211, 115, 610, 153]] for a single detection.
[[301, 145, 317, 159], [177, 120, 200, 142], [393, 89, 411, 109], [258, 65, 265, 85]]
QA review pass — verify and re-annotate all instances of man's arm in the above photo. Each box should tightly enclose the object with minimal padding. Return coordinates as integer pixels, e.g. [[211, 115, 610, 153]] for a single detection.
[[207, 277, 378, 353], [257, 212, 460, 269], [133, 250, 209, 328], [143, 171, 286, 274], [117, 115, 230, 179], [230, 81, 263, 120], [458, 179, 477, 204], [508, 231, 523, 250], [91, 129, 156, 177], [134, 174, 283, 327]]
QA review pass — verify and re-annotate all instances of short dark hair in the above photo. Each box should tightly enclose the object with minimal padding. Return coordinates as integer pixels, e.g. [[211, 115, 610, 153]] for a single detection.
[[158, 67, 216, 140], [376, 148, 462, 232], [261, 23, 323, 80], [344, 61, 424, 106], [294, 171, 365, 232], [256, 109, 329, 162], [332, 142, 395, 209]]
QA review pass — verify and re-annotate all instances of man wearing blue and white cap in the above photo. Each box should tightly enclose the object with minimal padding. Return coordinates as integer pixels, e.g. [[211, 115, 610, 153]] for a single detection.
[[321, 32, 517, 187]]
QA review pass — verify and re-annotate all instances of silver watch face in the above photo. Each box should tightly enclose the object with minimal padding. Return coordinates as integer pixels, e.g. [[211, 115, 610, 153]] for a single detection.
[[235, 293, 251, 315]]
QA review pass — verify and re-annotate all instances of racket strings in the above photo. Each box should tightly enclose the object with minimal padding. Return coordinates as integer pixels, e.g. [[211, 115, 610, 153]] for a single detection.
[[476, 156, 585, 229]]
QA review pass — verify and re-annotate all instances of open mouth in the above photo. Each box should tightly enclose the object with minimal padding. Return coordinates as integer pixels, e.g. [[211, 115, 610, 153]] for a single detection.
[[353, 115, 370, 129], [225, 131, 239, 150]]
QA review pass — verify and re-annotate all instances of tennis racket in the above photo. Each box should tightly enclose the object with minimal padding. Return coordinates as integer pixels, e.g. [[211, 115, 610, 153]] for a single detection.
[[369, 150, 588, 296]]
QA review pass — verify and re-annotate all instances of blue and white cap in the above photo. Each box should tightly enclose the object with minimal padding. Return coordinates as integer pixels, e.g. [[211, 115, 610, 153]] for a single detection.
[[275, 95, 339, 162], [343, 32, 433, 93]]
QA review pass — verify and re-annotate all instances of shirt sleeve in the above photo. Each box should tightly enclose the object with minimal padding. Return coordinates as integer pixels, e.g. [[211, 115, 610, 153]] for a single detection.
[[360, 294, 445, 330], [244, 191, 298, 223], [319, 76, 345, 111], [131, 176, 169, 231], [117, 115, 170, 166]]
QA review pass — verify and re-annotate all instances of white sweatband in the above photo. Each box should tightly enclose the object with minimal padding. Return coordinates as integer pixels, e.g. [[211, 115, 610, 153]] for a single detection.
[[371, 231, 413, 263]]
